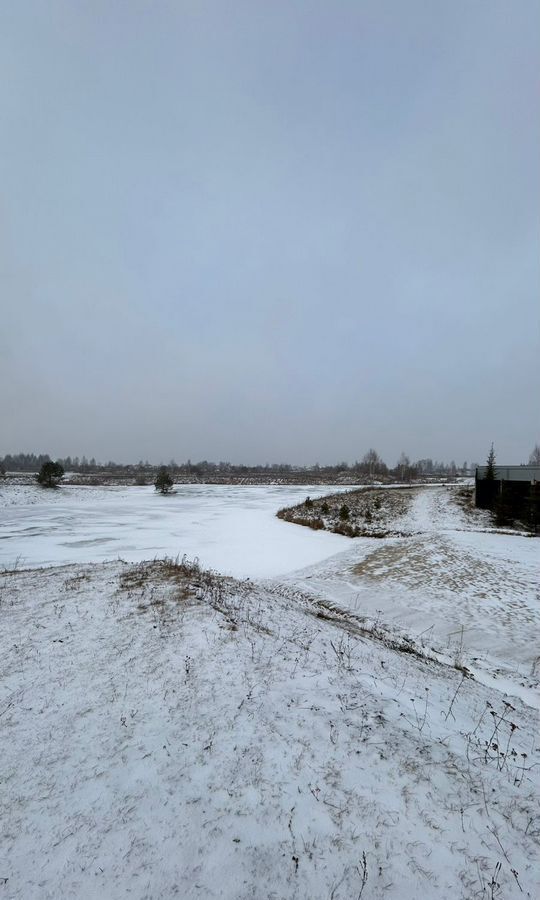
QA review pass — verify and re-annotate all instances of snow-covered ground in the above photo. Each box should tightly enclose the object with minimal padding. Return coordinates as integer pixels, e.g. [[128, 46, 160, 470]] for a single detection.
[[1, 559, 538, 899], [0, 483, 350, 577], [1, 483, 538, 898], [281, 487, 539, 703]]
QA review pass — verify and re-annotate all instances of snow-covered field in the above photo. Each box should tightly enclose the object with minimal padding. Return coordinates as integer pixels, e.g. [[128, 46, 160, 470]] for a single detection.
[[1, 484, 539, 899]]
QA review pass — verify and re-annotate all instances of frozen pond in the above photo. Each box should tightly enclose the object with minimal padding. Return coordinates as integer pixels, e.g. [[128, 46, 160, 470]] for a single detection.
[[0, 483, 349, 578]]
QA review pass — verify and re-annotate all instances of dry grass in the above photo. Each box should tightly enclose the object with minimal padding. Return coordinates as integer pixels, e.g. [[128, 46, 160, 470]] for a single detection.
[[277, 487, 416, 537]]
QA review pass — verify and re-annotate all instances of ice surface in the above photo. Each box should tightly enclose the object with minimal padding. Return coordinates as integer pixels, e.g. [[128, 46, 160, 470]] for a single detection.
[[0, 483, 350, 577]]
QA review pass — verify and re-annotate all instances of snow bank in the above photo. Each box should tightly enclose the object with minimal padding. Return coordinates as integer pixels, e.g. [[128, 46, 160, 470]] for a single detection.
[[1, 560, 538, 899]]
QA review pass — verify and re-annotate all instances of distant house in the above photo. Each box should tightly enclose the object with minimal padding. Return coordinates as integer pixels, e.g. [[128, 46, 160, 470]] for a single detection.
[[475, 464, 540, 531]]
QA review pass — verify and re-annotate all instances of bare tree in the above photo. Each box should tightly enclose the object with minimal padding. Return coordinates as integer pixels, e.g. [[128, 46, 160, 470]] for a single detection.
[[362, 448, 382, 477], [397, 452, 410, 481], [529, 444, 540, 465]]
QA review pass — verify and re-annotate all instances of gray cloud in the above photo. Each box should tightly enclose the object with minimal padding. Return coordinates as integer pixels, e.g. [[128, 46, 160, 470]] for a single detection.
[[1, 1, 539, 465]]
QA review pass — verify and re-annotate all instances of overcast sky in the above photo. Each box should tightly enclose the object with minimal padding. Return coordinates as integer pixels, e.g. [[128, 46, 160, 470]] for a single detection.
[[1, 1, 538, 466]]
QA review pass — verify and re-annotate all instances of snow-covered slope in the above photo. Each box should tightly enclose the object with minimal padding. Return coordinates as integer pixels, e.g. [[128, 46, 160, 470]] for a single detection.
[[1, 558, 538, 899], [281, 487, 539, 701]]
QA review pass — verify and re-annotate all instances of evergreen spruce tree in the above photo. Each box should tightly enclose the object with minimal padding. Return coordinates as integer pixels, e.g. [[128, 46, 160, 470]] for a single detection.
[[483, 444, 498, 511], [339, 503, 350, 521], [485, 444, 496, 480], [154, 467, 174, 494]]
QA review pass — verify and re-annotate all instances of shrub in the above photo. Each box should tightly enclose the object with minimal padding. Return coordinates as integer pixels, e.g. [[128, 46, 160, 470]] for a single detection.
[[276, 508, 293, 521], [36, 460, 64, 488], [321, 501, 329, 515], [332, 522, 355, 537], [304, 496, 313, 508]]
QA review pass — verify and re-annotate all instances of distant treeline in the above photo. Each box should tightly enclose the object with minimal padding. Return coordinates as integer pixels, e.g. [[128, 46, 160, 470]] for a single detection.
[[0, 450, 474, 480]]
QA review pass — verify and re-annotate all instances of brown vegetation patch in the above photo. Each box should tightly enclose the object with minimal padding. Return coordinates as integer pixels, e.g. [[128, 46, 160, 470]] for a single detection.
[[277, 487, 417, 537]]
